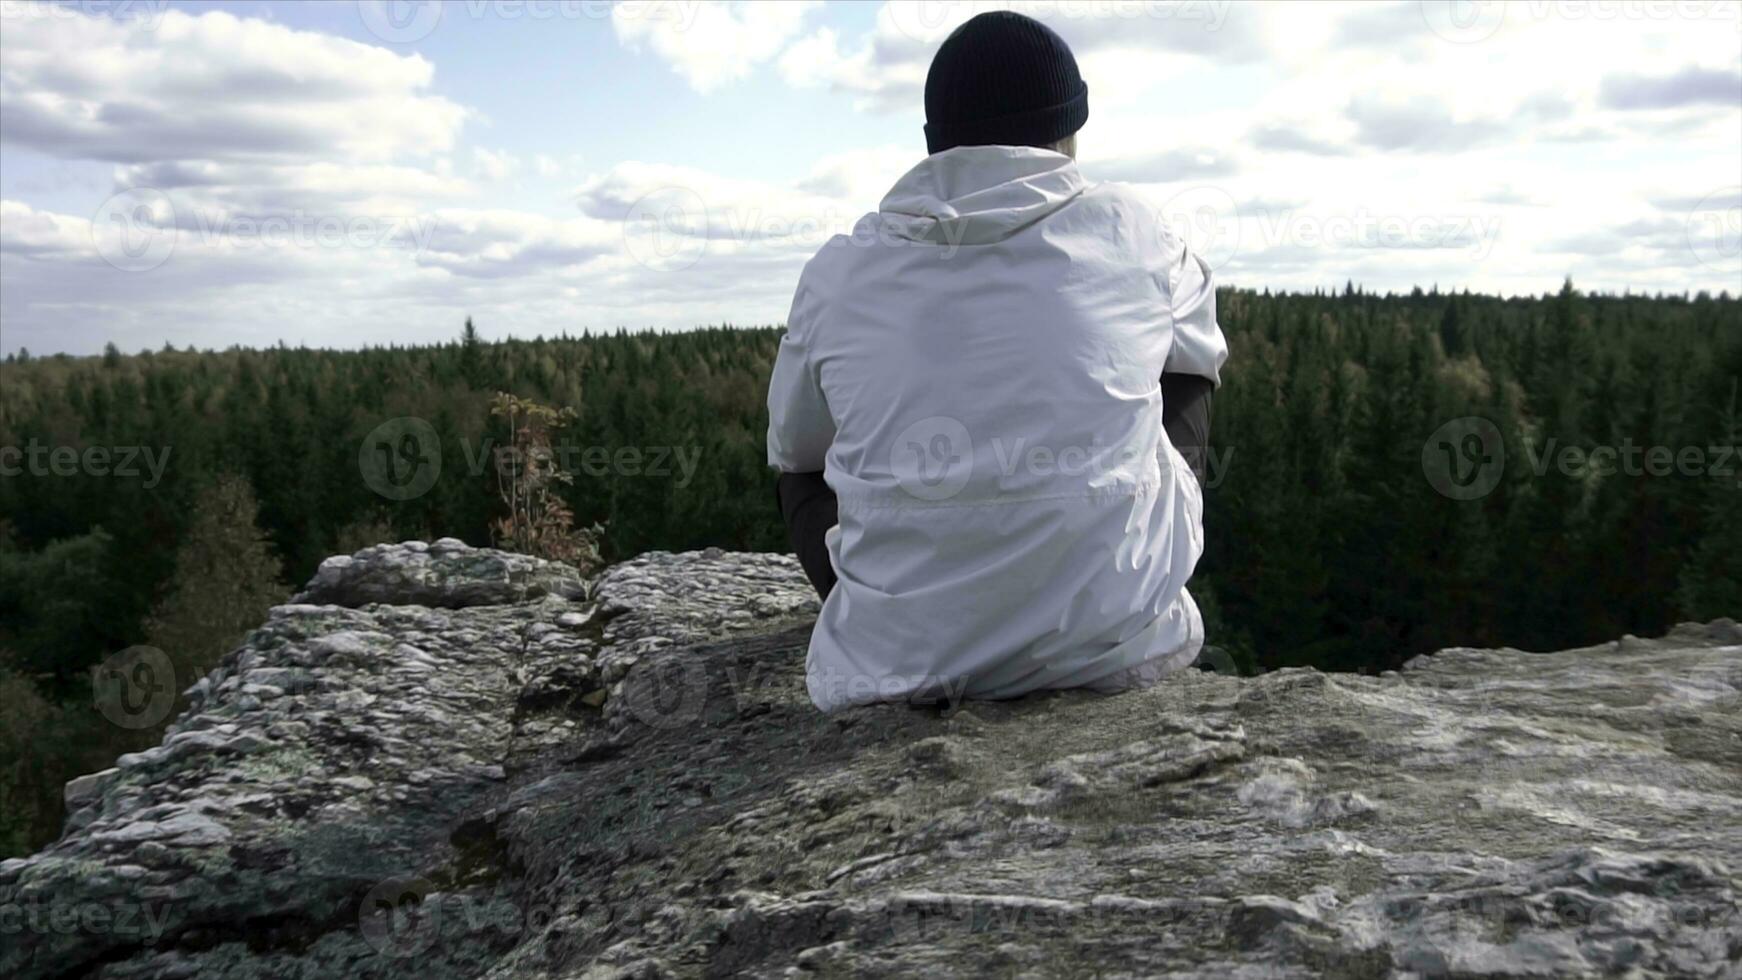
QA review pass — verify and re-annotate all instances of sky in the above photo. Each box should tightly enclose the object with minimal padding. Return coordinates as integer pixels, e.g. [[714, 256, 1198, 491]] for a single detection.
[[0, 0, 1738, 356]]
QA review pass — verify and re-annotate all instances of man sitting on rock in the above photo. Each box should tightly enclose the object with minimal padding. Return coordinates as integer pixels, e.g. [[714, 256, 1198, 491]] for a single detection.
[[767, 11, 1227, 713]]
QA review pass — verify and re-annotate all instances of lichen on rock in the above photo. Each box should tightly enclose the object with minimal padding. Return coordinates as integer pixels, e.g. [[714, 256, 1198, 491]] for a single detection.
[[2, 542, 1737, 978]]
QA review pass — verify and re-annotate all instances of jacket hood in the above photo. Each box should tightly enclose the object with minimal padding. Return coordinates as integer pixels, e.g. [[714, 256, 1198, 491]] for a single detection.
[[877, 145, 1087, 246]]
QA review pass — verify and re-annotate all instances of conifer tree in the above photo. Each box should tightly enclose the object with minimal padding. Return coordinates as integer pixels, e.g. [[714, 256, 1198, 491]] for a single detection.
[[461, 316, 484, 388], [142, 473, 288, 705], [1678, 380, 1742, 619]]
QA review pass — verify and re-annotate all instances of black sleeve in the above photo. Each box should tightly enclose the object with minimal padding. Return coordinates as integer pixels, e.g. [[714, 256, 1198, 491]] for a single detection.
[[1161, 372, 1214, 487], [775, 470, 839, 601]]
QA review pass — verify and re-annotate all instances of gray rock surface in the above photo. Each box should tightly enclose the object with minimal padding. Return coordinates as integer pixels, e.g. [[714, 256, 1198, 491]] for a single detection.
[[3, 542, 1737, 978], [292, 538, 587, 608]]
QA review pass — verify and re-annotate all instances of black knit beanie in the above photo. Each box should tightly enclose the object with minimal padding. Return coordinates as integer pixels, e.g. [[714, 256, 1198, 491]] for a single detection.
[[923, 11, 1089, 155]]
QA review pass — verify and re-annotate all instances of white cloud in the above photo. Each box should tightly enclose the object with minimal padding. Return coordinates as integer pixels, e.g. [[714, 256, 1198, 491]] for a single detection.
[[1, 0, 1737, 355], [571, 158, 868, 252], [792, 145, 915, 202], [109, 160, 472, 213], [0, 145, 911, 354], [613, 0, 821, 92], [530, 154, 587, 179], [1601, 66, 1742, 111], [780, 1, 1261, 112], [413, 208, 615, 278], [472, 148, 521, 181], [0, 0, 476, 277], [778, 26, 852, 90], [0, 199, 88, 259], [0, 3, 466, 165]]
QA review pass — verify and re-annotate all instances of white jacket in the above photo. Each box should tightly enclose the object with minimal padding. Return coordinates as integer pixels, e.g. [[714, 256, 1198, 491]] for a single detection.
[[767, 145, 1229, 713]]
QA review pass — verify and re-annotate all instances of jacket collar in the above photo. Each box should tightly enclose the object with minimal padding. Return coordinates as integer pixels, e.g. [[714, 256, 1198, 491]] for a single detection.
[[878, 145, 1087, 245]]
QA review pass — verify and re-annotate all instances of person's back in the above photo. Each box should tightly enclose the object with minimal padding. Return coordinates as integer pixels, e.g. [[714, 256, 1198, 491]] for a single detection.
[[767, 12, 1228, 712]]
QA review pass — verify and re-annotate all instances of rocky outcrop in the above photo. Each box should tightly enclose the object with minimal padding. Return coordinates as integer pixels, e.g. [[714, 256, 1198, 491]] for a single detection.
[[292, 538, 587, 608], [3, 543, 1738, 979]]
